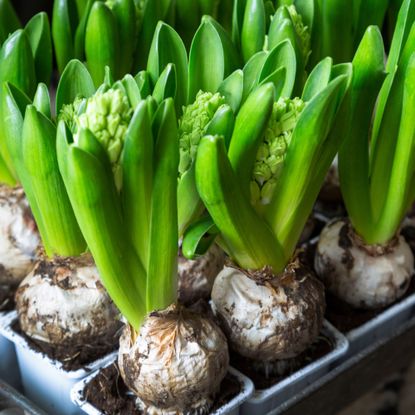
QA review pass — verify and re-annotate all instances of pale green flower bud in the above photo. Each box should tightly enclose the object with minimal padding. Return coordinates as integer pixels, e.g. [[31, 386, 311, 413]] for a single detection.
[[178, 91, 226, 177], [73, 88, 133, 191], [257, 143, 270, 161], [250, 96, 305, 205], [58, 98, 85, 133], [253, 162, 272, 185]]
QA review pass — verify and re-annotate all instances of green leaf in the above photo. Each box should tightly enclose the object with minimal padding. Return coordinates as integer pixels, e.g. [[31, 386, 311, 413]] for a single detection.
[[146, 98, 179, 312], [181, 215, 218, 259], [134, 0, 175, 70], [0, 155, 15, 185], [370, 21, 415, 221], [52, 0, 78, 73], [302, 57, 333, 101], [135, 70, 152, 98], [152, 63, 177, 105], [218, 69, 244, 113], [315, 0, 354, 64], [206, 104, 235, 149], [57, 123, 146, 330], [268, 7, 305, 95], [0, 30, 36, 178], [228, 82, 275, 199], [33, 83, 51, 118], [110, 0, 137, 75], [338, 27, 386, 242], [241, 50, 267, 100], [120, 74, 141, 107], [354, 0, 389, 49], [147, 21, 188, 114], [0, 29, 36, 97], [266, 74, 350, 259], [22, 105, 86, 256], [74, 0, 95, 60], [0, 0, 21, 45], [55, 59, 95, 115], [2, 83, 53, 252], [25, 12, 52, 86], [178, 164, 204, 236], [188, 16, 240, 103], [294, 0, 314, 32], [241, 0, 266, 62], [85, 1, 119, 86], [374, 52, 415, 243], [196, 134, 285, 271], [371, 0, 415, 148], [122, 100, 153, 268], [259, 40, 297, 98]]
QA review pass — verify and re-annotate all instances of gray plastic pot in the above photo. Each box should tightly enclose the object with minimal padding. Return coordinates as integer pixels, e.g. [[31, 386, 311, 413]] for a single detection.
[[345, 291, 415, 354], [71, 355, 254, 415], [0, 378, 47, 415], [0, 312, 115, 415], [240, 320, 348, 415], [0, 312, 21, 390]]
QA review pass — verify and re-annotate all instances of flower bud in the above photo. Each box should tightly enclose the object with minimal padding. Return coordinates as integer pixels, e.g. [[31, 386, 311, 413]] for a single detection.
[[178, 91, 226, 177], [250, 96, 305, 205]]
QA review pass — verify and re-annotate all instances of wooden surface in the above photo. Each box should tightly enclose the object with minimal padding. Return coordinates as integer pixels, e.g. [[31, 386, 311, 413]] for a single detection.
[[273, 317, 415, 415]]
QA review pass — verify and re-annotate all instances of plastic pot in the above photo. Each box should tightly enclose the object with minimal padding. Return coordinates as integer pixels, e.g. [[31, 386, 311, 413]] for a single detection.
[[240, 320, 348, 415], [71, 355, 254, 415], [0, 313, 21, 390], [0, 378, 47, 415], [0, 312, 115, 415]]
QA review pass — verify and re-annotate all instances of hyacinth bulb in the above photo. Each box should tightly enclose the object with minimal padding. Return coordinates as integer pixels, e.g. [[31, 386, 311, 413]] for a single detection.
[[15, 253, 121, 346], [118, 304, 229, 414]]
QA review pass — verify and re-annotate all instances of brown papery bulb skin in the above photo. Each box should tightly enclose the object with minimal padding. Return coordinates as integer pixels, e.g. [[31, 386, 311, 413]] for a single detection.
[[315, 218, 413, 309], [118, 304, 229, 415], [211, 257, 325, 362]]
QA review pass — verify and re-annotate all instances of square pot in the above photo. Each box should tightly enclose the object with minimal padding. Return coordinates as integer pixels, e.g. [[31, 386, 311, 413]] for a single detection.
[[239, 320, 348, 415], [70, 355, 254, 415], [0, 312, 21, 390], [0, 378, 47, 415], [0, 312, 115, 415], [345, 292, 415, 354]]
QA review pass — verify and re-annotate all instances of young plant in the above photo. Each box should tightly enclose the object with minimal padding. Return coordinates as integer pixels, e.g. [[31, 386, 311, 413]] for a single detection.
[[232, 0, 311, 94], [2, 61, 121, 360], [192, 62, 350, 366], [146, 17, 240, 304], [57, 70, 229, 413], [315, 0, 415, 309], [285, 0, 390, 68], [0, 10, 51, 307], [0, 12, 52, 184]]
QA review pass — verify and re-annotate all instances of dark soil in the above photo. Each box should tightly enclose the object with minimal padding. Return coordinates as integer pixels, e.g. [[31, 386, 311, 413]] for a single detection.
[[83, 362, 241, 414], [0, 285, 15, 311], [325, 276, 415, 333], [11, 319, 120, 371], [230, 333, 334, 390], [313, 199, 346, 219]]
